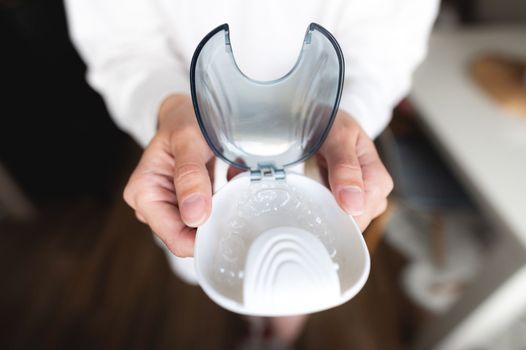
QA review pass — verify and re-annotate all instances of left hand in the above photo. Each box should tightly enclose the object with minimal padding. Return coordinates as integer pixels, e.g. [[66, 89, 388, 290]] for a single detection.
[[316, 111, 393, 231]]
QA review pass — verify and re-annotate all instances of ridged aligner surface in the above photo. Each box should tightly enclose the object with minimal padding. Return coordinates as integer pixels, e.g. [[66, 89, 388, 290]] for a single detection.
[[213, 180, 340, 290]]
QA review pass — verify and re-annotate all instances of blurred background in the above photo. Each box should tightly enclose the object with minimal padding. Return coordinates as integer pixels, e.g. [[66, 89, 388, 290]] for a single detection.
[[1, 0, 525, 349]]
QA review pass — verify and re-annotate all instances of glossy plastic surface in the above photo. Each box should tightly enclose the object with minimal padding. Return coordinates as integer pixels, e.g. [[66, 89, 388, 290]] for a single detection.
[[194, 172, 370, 316], [190, 23, 344, 171]]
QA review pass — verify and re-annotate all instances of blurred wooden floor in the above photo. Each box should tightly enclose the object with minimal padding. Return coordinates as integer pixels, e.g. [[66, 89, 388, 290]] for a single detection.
[[0, 176, 423, 350]]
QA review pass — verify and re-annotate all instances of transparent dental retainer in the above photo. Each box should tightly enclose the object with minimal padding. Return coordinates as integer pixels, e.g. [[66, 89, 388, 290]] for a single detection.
[[191, 23, 370, 316]]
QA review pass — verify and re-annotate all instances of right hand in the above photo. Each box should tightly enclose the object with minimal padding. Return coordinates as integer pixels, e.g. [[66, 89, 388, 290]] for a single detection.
[[123, 94, 215, 257]]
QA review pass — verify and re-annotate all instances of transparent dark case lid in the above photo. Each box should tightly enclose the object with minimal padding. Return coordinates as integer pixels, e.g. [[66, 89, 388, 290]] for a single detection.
[[190, 23, 344, 171]]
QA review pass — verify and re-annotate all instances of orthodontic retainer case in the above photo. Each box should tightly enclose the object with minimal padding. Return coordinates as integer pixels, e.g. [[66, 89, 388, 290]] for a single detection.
[[190, 23, 370, 316]]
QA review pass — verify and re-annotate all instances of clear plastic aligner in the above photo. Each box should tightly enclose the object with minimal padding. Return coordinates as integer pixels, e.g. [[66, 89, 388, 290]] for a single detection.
[[213, 180, 340, 288]]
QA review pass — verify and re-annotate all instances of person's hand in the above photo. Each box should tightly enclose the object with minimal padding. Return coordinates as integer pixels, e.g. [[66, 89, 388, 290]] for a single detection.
[[124, 94, 214, 257], [316, 111, 393, 231], [124, 95, 392, 257]]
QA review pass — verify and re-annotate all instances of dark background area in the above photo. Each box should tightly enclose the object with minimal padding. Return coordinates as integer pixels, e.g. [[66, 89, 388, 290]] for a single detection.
[[0, 0, 131, 206]]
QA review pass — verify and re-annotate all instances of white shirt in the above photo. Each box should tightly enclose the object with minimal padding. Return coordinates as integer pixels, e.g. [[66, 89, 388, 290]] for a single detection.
[[64, 0, 438, 147]]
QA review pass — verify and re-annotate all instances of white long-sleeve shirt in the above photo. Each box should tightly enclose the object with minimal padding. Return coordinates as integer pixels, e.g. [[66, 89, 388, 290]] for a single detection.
[[64, 0, 438, 147]]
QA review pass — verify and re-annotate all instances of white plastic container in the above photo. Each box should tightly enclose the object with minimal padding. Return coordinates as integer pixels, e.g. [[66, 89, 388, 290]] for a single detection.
[[195, 172, 369, 316]]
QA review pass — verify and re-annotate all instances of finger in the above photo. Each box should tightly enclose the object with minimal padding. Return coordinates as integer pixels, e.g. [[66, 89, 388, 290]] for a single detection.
[[123, 136, 198, 257], [373, 198, 389, 218], [357, 136, 394, 203], [320, 132, 365, 216], [137, 196, 196, 257], [171, 130, 213, 227], [353, 197, 388, 232], [356, 135, 394, 229]]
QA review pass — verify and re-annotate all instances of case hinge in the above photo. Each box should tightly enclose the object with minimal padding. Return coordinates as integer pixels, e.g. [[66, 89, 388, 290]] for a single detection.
[[250, 164, 285, 181]]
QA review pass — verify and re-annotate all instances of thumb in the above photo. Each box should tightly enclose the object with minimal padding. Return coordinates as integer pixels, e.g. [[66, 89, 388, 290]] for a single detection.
[[320, 136, 365, 216], [171, 129, 213, 227]]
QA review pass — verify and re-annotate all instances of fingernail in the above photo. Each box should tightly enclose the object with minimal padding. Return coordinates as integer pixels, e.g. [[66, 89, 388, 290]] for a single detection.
[[181, 194, 207, 226], [339, 186, 364, 215]]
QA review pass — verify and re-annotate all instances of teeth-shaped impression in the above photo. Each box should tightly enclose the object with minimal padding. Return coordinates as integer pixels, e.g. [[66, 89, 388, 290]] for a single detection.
[[243, 226, 340, 314]]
